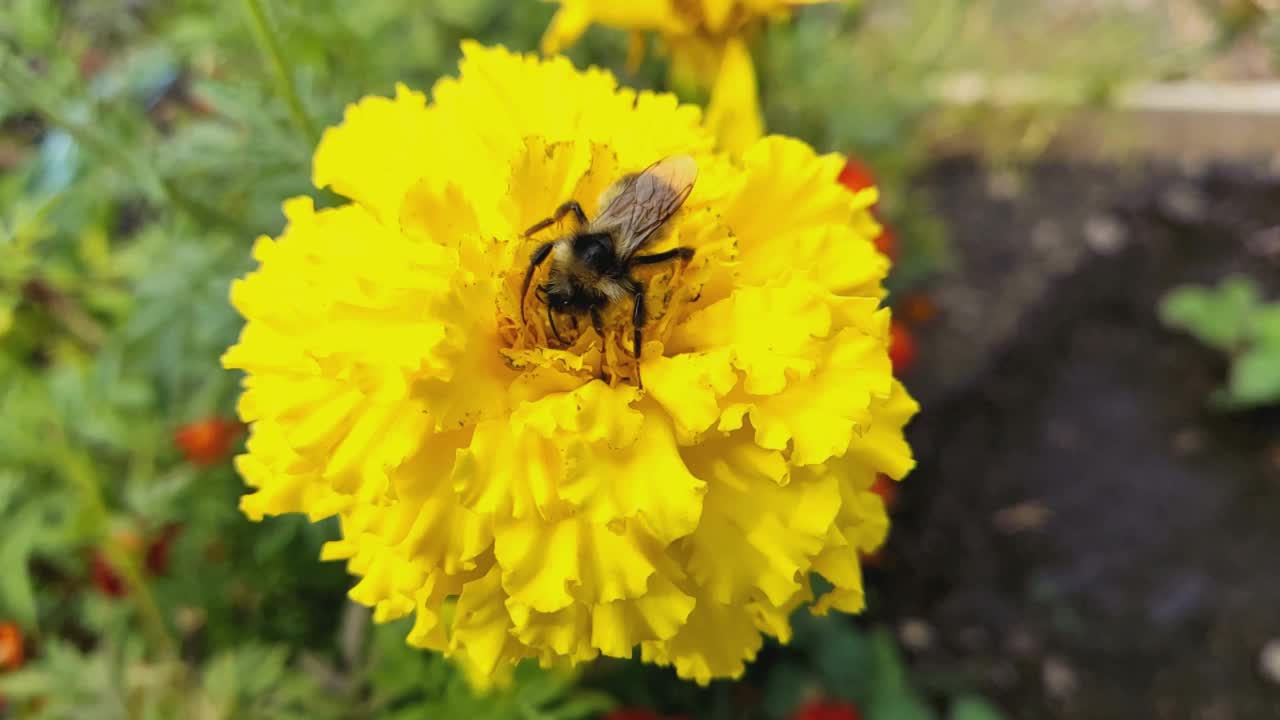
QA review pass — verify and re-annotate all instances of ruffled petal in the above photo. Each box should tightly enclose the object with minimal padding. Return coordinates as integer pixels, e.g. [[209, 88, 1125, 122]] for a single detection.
[[592, 572, 696, 658], [641, 597, 762, 685], [563, 407, 706, 544], [844, 379, 919, 480], [312, 85, 436, 222], [723, 137, 885, 292], [449, 565, 526, 678], [681, 435, 838, 606]]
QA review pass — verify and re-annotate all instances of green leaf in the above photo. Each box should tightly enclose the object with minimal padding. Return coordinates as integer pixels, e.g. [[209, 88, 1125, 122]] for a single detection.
[[869, 628, 936, 720], [1226, 341, 1280, 407], [514, 667, 575, 709], [0, 503, 43, 627], [871, 628, 910, 693], [1159, 277, 1260, 351], [760, 661, 813, 719], [872, 693, 936, 720], [1250, 305, 1280, 346], [812, 618, 874, 700], [0, 668, 56, 698], [544, 691, 617, 720], [202, 650, 240, 708], [950, 695, 1006, 720]]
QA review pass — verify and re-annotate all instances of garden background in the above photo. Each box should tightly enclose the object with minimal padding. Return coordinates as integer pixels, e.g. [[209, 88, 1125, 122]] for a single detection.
[[2, 1, 1280, 718]]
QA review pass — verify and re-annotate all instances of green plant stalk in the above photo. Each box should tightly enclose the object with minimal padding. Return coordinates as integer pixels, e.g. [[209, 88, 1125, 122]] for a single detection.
[[57, 436, 178, 661], [241, 0, 320, 145], [101, 542, 176, 660]]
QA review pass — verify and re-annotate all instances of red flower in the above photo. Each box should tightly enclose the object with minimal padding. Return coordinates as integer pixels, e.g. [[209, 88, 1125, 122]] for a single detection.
[[174, 417, 242, 466], [837, 156, 898, 262], [145, 523, 183, 576], [91, 552, 127, 597], [0, 622, 23, 671], [888, 321, 916, 374], [791, 700, 863, 720], [871, 473, 898, 511], [837, 156, 877, 194], [90, 524, 184, 597], [898, 292, 938, 326], [874, 226, 898, 262]]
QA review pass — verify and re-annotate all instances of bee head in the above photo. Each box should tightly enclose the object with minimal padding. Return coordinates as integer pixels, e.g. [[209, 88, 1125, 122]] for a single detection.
[[537, 280, 595, 312], [536, 282, 571, 310]]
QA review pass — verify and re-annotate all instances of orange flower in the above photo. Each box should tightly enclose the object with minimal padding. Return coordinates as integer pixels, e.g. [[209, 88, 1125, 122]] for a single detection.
[[0, 622, 23, 671], [174, 417, 242, 466]]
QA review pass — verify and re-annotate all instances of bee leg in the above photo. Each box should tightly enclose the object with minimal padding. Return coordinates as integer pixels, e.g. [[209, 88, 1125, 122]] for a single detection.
[[523, 201, 588, 238], [547, 305, 565, 344], [520, 242, 554, 324], [591, 308, 607, 382], [631, 287, 646, 389], [629, 246, 695, 266]]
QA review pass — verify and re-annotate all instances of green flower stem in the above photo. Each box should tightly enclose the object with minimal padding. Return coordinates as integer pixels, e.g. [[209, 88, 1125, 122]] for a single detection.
[[57, 435, 178, 661], [241, 0, 320, 145], [101, 542, 176, 660]]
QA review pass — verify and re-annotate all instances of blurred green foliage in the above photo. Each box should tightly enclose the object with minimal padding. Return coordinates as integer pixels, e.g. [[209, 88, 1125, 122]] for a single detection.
[[0, 620, 612, 720], [0, 0, 1246, 717], [1162, 276, 1280, 409]]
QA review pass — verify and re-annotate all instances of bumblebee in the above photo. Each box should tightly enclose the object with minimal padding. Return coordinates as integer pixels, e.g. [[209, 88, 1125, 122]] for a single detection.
[[520, 155, 698, 387]]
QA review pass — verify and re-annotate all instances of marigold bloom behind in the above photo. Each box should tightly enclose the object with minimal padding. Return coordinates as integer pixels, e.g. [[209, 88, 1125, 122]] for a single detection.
[[542, 0, 827, 155], [223, 42, 915, 686]]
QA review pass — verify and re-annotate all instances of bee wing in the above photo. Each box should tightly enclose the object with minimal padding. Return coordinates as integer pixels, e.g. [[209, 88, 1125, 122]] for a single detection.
[[592, 155, 698, 261]]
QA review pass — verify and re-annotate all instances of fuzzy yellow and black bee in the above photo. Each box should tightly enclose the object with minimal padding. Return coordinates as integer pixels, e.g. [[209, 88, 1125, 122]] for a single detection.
[[520, 155, 698, 387]]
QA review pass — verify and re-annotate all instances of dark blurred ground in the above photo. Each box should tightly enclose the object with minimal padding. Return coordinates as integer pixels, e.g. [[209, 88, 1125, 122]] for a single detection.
[[876, 157, 1280, 720]]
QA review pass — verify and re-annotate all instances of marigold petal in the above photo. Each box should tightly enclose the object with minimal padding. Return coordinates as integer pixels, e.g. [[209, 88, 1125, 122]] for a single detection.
[[724, 137, 883, 291], [706, 37, 763, 156], [563, 408, 705, 544], [642, 597, 762, 685], [845, 380, 919, 480], [682, 436, 838, 606], [591, 573, 696, 658], [313, 85, 434, 222], [541, 5, 593, 55], [449, 566, 525, 678], [645, 349, 738, 442]]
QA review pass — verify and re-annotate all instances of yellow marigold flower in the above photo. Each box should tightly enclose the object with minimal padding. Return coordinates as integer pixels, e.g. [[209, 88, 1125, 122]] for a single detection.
[[542, 0, 827, 155], [223, 42, 915, 686]]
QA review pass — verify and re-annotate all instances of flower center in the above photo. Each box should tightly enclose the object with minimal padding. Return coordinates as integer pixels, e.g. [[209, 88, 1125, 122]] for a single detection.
[[496, 240, 698, 386]]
